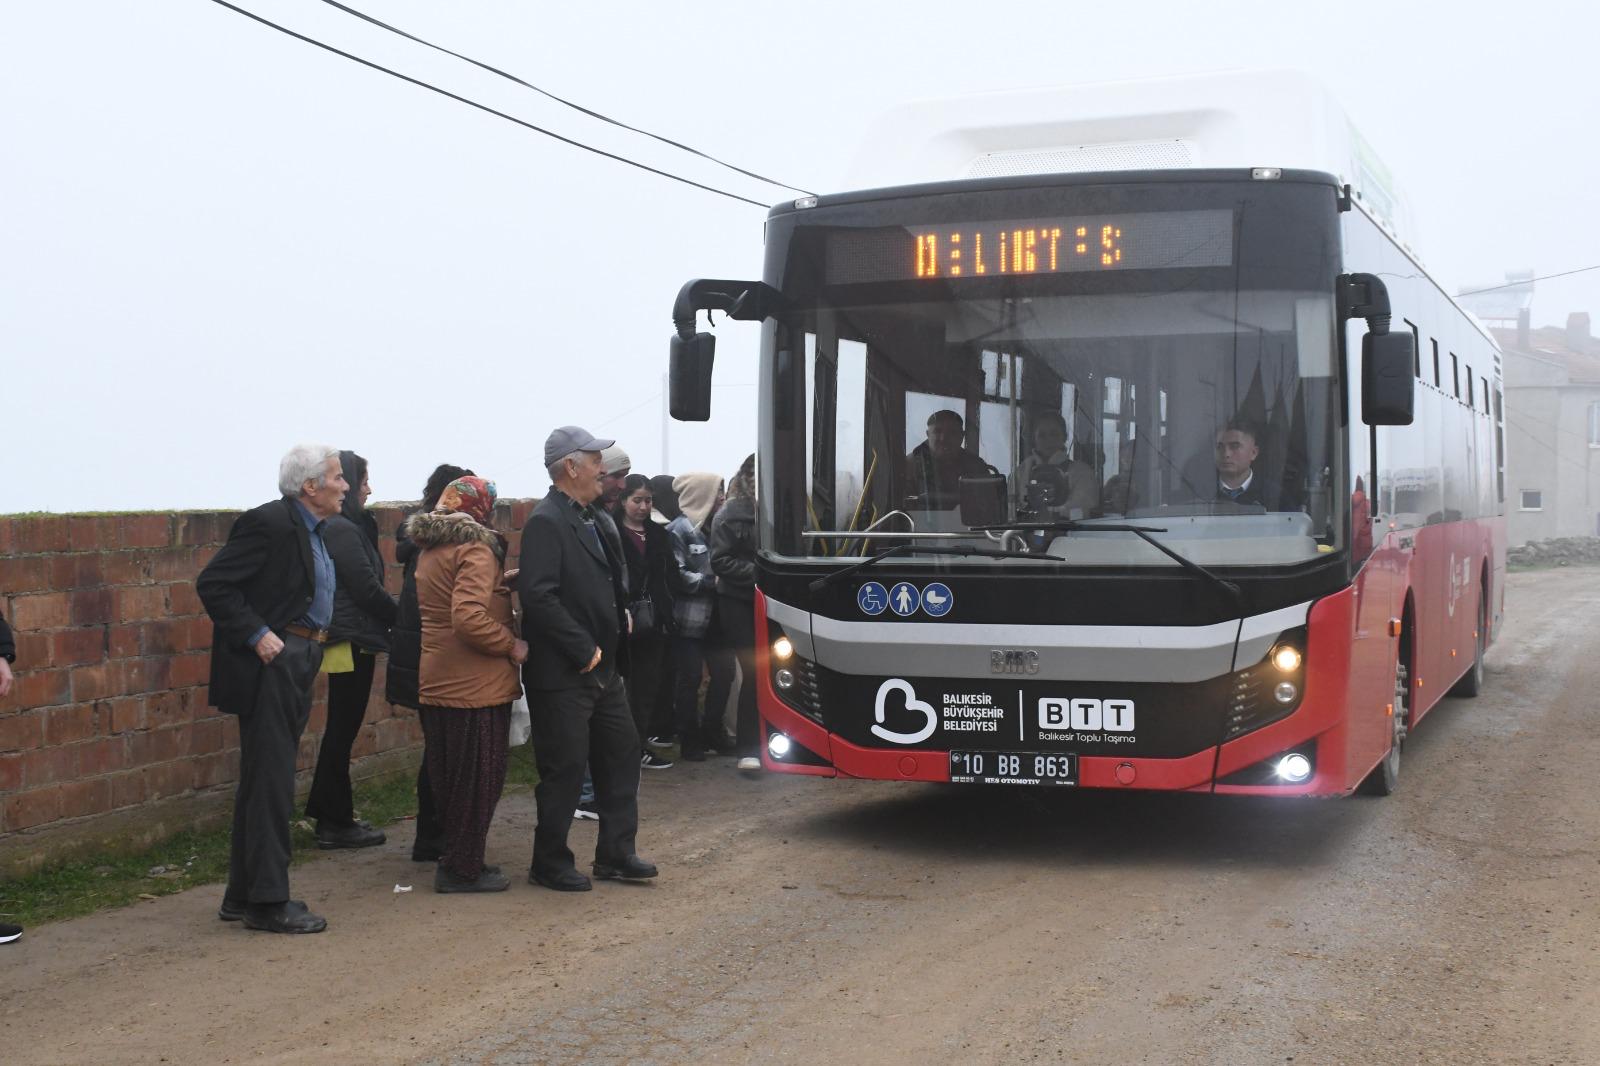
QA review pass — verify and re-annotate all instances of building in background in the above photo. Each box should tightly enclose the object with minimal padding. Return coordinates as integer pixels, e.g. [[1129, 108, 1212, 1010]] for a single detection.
[[1494, 311, 1600, 545]]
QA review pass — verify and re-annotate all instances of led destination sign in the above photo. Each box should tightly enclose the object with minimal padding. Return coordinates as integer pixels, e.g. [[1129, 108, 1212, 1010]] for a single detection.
[[823, 208, 1234, 285]]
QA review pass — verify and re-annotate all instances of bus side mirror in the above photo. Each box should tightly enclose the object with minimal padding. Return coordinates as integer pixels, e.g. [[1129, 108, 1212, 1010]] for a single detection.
[[669, 332, 716, 421], [1362, 332, 1415, 426], [959, 473, 1008, 527]]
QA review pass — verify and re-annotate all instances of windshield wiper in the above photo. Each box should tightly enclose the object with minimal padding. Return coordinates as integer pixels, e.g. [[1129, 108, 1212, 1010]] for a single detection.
[[973, 520, 1245, 609], [808, 542, 1057, 593]]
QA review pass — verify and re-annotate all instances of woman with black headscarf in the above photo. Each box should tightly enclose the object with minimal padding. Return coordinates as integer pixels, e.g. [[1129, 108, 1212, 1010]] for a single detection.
[[304, 450, 398, 849]]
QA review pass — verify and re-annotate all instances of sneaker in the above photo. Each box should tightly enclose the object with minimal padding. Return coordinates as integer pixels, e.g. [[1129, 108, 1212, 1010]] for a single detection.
[[641, 751, 675, 770], [645, 735, 675, 750], [737, 756, 761, 773], [573, 802, 600, 821], [0, 922, 21, 944]]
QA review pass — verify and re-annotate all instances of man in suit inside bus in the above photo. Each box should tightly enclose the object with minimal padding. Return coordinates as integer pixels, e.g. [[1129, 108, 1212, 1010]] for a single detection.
[[1212, 420, 1267, 506]]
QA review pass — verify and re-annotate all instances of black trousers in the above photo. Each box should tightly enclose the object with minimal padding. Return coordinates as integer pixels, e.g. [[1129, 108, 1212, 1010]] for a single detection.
[[671, 632, 735, 752], [625, 631, 669, 751], [304, 648, 376, 826], [718, 595, 760, 757], [226, 634, 321, 904], [529, 672, 641, 875]]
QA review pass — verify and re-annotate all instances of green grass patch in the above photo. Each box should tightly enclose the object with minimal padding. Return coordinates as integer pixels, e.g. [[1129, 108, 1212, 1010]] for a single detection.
[[0, 748, 541, 928]]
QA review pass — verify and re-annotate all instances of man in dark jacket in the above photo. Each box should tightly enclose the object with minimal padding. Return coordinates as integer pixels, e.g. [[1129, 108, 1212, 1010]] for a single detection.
[[711, 455, 759, 770], [197, 444, 352, 934], [519, 426, 656, 892]]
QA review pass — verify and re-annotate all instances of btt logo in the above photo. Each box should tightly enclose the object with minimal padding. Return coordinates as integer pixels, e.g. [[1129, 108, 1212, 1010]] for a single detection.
[[1038, 698, 1135, 732]]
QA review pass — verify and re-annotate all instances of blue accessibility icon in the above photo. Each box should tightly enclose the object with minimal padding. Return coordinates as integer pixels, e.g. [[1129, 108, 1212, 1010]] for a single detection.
[[857, 581, 888, 616], [921, 582, 954, 617], [888, 581, 921, 617]]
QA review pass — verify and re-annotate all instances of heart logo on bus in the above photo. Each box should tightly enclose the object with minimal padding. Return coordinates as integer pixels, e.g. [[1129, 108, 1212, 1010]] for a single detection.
[[871, 678, 938, 745]]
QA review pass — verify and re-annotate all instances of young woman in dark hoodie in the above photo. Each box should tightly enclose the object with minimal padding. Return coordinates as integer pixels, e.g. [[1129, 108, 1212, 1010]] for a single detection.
[[305, 450, 399, 848], [388, 463, 472, 862], [711, 455, 759, 770]]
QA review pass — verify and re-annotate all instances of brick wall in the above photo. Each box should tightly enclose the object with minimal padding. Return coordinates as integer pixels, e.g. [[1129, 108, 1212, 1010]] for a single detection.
[[0, 499, 535, 876]]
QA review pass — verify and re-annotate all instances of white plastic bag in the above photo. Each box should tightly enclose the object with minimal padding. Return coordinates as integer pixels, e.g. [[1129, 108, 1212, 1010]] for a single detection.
[[508, 695, 532, 747]]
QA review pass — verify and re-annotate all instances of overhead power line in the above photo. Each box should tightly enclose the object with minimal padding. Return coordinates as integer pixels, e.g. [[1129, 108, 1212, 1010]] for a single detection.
[[317, 0, 813, 196], [204, 0, 770, 208], [1459, 265, 1600, 297]]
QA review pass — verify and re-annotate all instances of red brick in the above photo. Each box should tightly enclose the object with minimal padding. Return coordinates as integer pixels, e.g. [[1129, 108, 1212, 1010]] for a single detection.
[[4, 785, 62, 831], [58, 777, 113, 820], [144, 689, 192, 730], [0, 710, 43, 753], [9, 668, 71, 708], [22, 743, 77, 787], [0, 753, 20, 792], [13, 631, 50, 664], [143, 760, 191, 801], [70, 663, 117, 702], [119, 514, 173, 549], [191, 716, 224, 755], [0, 520, 11, 555], [115, 584, 166, 623], [100, 552, 152, 585], [105, 696, 144, 733], [78, 735, 130, 775], [49, 553, 104, 590], [43, 703, 97, 745], [12, 515, 70, 554], [138, 619, 189, 656], [69, 588, 116, 626], [109, 769, 145, 808], [193, 748, 240, 789], [120, 656, 172, 697], [193, 545, 219, 569], [0, 555, 54, 594], [10, 592, 70, 630], [108, 624, 140, 658], [51, 627, 107, 666], [188, 617, 214, 652], [130, 726, 187, 767], [147, 547, 197, 581], [166, 581, 203, 616], [169, 651, 210, 689], [177, 511, 236, 547], [67, 515, 119, 552]]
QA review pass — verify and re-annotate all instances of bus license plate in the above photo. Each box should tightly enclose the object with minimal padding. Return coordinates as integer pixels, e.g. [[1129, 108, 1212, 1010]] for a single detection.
[[949, 751, 1076, 786]]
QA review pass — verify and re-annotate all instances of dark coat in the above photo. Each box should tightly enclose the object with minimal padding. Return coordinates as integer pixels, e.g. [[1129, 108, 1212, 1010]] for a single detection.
[[0, 606, 14, 663], [197, 498, 320, 716], [385, 520, 424, 709], [324, 511, 397, 652], [518, 488, 630, 691], [617, 518, 676, 635], [710, 496, 756, 602], [905, 442, 997, 502]]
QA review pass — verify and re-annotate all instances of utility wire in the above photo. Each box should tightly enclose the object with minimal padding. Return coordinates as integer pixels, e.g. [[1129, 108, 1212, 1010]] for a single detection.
[[204, 0, 770, 209], [317, 0, 812, 196], [1458, 265, 1600, 297]]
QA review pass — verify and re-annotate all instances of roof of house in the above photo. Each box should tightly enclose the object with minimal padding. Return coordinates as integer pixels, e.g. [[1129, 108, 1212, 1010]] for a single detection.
[[1493, 314, 1600, 385]]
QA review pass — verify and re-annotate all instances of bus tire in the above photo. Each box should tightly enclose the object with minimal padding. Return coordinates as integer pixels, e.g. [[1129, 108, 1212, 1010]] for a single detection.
[[1448, 589, 1486, 698], [1361, 645, 1410, 797]]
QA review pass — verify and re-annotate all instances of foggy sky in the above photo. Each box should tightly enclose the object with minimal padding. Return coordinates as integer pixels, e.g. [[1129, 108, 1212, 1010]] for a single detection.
[[4, 0, 1596, 513]]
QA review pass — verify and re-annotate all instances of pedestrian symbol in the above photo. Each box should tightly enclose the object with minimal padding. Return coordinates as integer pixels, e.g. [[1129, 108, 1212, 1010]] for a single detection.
[[921, 582, 953, 617], [857, 581, 888, 616], [888, 582, 920, 617]]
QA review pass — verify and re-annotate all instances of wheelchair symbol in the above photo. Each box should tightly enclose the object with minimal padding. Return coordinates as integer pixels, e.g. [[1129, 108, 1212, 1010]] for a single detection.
[[857, 581, 888, 616]]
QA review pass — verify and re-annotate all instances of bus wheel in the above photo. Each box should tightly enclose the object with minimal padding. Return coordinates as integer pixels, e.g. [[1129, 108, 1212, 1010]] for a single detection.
[[1449, 592, 1486, 698], [1361, 657, 1409, 796]]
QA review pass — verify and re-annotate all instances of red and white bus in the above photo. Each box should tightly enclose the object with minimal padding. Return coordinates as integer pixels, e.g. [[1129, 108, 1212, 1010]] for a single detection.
[[669, 75, 1505, 796]]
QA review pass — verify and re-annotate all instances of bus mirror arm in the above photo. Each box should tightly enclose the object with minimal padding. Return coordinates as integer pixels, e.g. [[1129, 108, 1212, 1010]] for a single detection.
[[1338, 272, 1392, 335], [1340, 273, 1416, 427], [669, 279, 783, 422]]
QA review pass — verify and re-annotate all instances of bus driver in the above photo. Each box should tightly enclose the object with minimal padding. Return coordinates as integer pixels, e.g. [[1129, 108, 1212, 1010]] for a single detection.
[[1213, 420, 1265, 505], [905, 409, 995, 504]]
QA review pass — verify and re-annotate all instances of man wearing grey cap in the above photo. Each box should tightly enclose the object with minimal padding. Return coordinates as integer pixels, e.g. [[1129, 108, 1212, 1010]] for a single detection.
[[519, 426, 657, 891]]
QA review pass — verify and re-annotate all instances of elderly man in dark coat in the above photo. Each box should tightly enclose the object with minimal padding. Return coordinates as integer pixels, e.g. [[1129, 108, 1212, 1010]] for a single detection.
[[199, 443, 381, 934], [519, 426, 657, 891]]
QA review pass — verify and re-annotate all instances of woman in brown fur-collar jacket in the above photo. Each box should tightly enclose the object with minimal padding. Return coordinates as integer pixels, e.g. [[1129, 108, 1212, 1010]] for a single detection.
[[409, 477, 527, 893]]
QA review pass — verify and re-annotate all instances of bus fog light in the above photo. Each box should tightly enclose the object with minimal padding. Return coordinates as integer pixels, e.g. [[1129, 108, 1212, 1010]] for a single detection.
[[1271, 645, 1302, 672], [772, 635, 794, 661], [1274, 753, 1313, 782], [1274, 681, 1298, 704], [775, 668, 795, 690], [767, 732, 792, 759]]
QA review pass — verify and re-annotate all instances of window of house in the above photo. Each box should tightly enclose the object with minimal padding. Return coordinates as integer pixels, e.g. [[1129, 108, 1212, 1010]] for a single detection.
[[1520, 490, 1543, 511]]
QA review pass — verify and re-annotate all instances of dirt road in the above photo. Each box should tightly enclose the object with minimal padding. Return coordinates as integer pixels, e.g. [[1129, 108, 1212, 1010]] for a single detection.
[[5, 568, 1598, 1065]]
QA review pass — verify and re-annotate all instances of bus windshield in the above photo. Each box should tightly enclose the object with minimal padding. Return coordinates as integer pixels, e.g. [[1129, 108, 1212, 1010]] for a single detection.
[[767, 282, 1344, 566]]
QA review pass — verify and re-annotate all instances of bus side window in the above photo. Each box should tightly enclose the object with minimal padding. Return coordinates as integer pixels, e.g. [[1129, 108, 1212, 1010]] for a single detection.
[[1431, 339, 1441, 388], [1405, 319, 1421, 378], [1465, 364, 1474, 409], [1451, 352, 1460, 399]]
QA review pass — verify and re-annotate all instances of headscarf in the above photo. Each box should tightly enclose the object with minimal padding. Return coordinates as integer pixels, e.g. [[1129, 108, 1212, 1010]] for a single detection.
[[434, 476, 497, 525], [673, 472, 722, 532], [649, 474, 680, 524], [727, 453, 756, 501]]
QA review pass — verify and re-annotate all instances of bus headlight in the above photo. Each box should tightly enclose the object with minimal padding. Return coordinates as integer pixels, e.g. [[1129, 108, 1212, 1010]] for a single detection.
[[767, 732, 792, 759], [1271, 645, 1303, 672], [1274, 753, 1313, 783], [772, 635, 794, 662]]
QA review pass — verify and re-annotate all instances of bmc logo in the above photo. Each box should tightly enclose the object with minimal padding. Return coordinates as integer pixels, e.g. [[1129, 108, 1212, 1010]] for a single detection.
[[990, 649, 1040, 675], [1038, 698, 1135, 732]]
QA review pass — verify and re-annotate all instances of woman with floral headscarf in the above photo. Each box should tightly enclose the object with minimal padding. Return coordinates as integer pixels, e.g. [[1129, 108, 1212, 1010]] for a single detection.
[[407, 477, 527, 893]]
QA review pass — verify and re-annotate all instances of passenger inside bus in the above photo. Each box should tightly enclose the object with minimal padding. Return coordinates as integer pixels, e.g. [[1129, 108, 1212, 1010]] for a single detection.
[[904, 409, 999, 505], [1013, 412, 1098, 518]]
